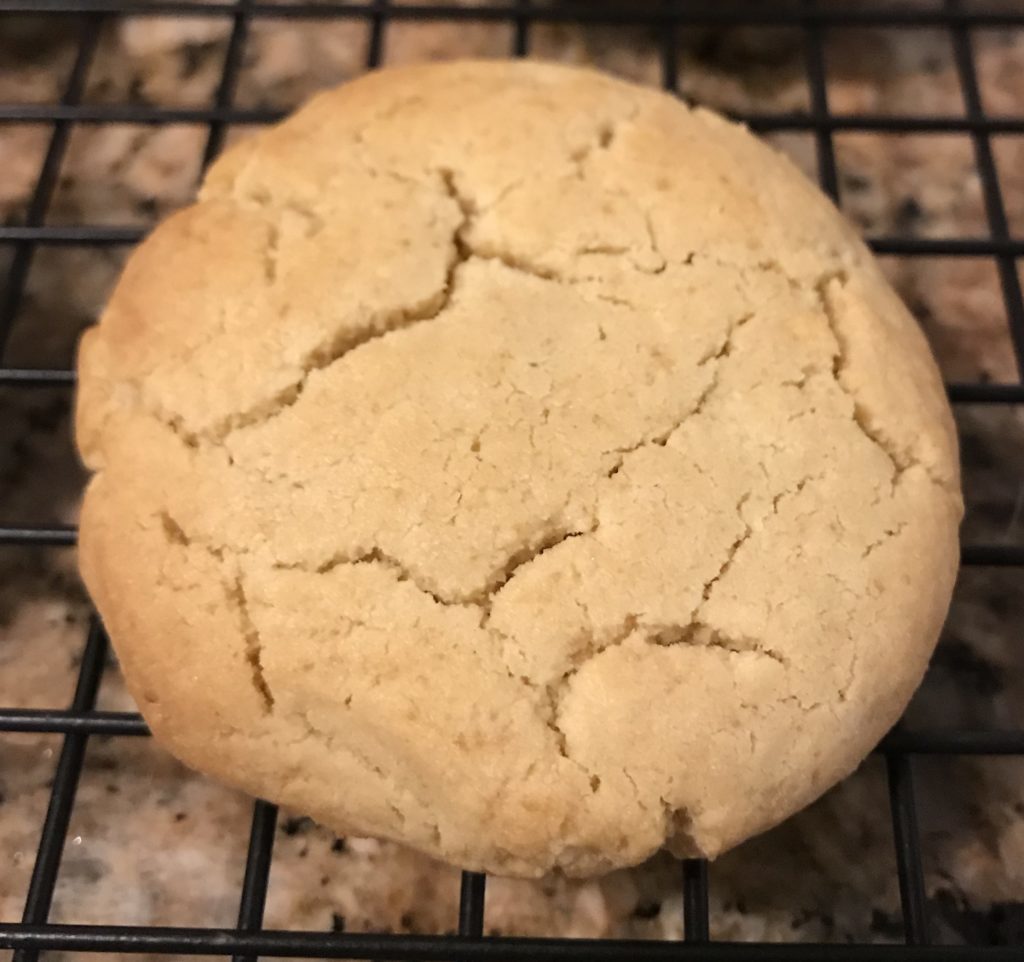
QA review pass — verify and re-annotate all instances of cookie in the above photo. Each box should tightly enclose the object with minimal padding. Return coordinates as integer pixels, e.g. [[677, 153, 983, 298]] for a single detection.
[[76, 60, 962, 877]]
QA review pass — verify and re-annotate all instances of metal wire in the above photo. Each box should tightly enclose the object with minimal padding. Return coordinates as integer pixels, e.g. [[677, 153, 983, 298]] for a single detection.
[[14, 521, 1021, 561], [2, 1, 1024, 28], [886, 751, 930, 945], [9, 103, 1024, 134], [683, 859, 710, 943], [13, 620, 108, 962], [1, 0, 1022, 957], [4, 923, 1024, 960], [659, 0, 678, 95], [365, 0, 389, 70], [458, 873, 487, 938], [946, 0, 1024, 375], [802, 0, 840, 203], [0, 14, 102, 360], [201, 0, 254, 170], [233, 801, 279, 962], [511, 0, 530, 58], [3, 708, 1024, 756], [9, 224, 1024, 259]]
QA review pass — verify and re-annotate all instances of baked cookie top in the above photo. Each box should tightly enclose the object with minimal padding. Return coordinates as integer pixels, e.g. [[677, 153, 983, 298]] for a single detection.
[[77, 60, 962, 877]]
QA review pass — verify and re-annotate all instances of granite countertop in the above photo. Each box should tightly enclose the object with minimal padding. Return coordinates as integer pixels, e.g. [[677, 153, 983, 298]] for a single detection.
[[2, 5, 1024, 955]]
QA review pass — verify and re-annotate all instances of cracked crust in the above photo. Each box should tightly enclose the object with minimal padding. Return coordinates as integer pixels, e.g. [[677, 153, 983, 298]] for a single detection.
[[76, 60, 962, 878]]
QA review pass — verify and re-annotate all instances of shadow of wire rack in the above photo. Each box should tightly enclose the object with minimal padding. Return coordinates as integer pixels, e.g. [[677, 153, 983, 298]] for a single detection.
[[1, 0, 1024, 958]]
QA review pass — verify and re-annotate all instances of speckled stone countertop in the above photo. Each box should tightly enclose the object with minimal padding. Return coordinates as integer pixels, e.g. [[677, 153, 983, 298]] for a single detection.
[[2, 4, 1024, 956]]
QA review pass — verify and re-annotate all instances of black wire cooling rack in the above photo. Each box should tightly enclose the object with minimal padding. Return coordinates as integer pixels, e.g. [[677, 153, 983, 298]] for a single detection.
[[1, 0, 1023, 959]]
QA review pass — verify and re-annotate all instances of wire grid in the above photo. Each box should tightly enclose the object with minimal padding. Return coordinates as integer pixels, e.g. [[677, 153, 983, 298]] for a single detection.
[[0, 0, 1022, 959]]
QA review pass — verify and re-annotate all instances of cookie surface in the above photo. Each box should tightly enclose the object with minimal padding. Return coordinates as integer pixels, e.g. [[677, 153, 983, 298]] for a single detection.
[[76, 60, 961, 877]]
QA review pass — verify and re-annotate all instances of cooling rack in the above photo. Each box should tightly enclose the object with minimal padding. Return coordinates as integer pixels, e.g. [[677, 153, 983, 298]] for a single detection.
[[1, 1, 1023, 959]]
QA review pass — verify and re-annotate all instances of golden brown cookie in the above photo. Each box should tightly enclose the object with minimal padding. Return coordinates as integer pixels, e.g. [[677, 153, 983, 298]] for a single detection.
[[76, 60, 962, 878]]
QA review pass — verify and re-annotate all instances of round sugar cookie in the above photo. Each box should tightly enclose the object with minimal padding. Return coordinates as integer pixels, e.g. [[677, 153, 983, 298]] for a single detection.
[[76, 60, 961, 877]]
